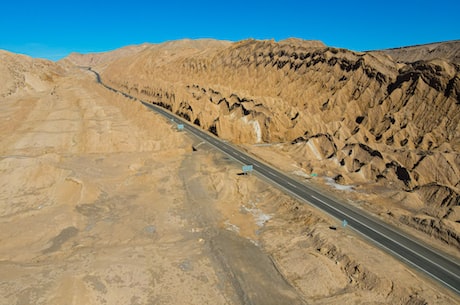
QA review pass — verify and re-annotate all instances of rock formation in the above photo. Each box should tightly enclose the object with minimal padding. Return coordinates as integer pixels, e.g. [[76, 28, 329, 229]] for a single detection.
[[82, 39, 459, 246]]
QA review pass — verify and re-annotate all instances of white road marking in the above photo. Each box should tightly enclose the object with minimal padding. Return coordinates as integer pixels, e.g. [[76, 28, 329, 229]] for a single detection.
[[287, 182, 296, 188]]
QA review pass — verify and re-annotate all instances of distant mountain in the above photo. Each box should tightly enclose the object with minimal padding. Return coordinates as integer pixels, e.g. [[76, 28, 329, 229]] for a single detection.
[[61, 39, 232, 68], [379, 40, 460, 64], [61, 44, 150, 68]]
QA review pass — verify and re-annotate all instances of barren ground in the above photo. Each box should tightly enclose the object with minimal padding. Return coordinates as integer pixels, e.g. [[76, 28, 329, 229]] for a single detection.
[[0, 68, 458, 304]]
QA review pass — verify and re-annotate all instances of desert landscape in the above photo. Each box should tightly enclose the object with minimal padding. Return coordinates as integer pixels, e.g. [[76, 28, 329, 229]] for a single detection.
[[0, 39, 459, 304]]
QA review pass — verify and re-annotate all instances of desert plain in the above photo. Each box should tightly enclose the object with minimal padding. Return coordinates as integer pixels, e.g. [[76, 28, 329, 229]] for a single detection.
[[0, 39, 459, 304]]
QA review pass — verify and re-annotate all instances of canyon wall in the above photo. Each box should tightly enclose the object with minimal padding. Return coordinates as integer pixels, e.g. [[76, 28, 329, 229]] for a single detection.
[[95, 39, 459, 242]]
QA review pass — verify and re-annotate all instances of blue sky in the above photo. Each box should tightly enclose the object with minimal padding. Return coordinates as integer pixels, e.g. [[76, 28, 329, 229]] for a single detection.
[[1, 0, 459, 60]]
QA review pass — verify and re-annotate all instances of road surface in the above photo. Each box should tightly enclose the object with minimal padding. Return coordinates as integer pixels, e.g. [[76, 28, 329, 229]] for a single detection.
[[87, 67, 460, 295]]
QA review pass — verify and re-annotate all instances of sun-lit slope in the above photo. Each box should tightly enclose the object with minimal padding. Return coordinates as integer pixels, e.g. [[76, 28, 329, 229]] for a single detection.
[[99, 38, 460, 246], [62, 39, 232, 70], [0, 50, 64, 97]]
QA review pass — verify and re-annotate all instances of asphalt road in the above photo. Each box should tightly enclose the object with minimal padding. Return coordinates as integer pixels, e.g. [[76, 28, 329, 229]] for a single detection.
[[87, 67, 460, 295]]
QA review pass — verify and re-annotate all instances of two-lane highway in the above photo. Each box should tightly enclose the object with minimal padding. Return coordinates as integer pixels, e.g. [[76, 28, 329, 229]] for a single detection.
[[87, 67, 460, 295]]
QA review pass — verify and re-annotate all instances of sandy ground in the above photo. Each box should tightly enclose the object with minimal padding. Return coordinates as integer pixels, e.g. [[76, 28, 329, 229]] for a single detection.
[[0, 68, 458, 304]]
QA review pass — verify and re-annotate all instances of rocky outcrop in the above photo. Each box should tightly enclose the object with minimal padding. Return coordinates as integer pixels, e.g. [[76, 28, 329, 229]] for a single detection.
[[399, 214, 460, 249]]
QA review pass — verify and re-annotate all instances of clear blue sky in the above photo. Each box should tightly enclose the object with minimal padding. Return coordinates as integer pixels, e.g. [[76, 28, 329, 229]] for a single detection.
[[1, 0, 459, 60]]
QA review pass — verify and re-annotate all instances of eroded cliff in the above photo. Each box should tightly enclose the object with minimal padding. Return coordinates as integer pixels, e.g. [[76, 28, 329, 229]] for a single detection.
[[95, 39, 459, 247]]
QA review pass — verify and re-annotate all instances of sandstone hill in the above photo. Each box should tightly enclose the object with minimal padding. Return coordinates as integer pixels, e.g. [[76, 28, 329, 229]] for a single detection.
[[0, 50, 64, 97], [78, 38, 460, 248]]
